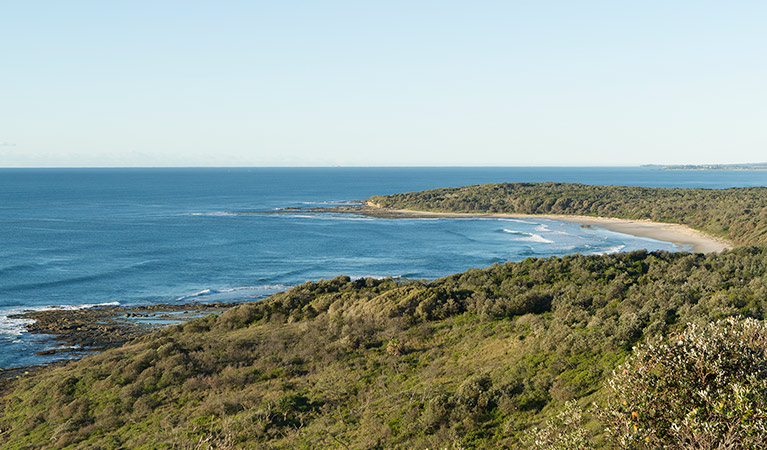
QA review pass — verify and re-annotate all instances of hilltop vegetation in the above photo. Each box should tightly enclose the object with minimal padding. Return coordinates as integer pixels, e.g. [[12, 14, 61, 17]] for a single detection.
[[4, 247, 767, 448], [368, 182, 767, 245]]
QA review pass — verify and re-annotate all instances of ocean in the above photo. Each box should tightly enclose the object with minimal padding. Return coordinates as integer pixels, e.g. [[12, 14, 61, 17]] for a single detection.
[[2, 166, 767, 369]]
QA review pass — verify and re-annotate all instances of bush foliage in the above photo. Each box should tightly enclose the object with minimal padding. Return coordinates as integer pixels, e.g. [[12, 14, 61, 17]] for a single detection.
[[369, 182, 767, 245], [602, 317, 767, 449]]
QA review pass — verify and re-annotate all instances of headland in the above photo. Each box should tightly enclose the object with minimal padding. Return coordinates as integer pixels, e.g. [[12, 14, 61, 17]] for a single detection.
[[363, 207, 732, 253]]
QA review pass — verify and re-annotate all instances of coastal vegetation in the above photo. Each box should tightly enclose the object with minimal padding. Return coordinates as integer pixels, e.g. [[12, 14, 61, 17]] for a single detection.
[[4, 182, 767, 448], [601, 317, 767, 449], [4, 246, 767, 448], [368, 182, 767, 245]]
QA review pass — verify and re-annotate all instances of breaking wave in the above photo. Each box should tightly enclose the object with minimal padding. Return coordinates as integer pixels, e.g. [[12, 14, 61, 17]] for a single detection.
[[501, 229, 554, 244], [0, 302, 120, 337], [173, 285, 288, 303], [591, 245, 626, 255]]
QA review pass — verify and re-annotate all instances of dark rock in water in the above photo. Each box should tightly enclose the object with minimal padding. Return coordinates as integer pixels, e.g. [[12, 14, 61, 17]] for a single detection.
[[10, 303, 236, 365], [35, 348, 74, 356]]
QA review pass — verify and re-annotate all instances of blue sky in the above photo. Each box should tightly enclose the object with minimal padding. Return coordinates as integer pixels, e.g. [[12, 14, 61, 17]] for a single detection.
[[1, 1, 765, 167]]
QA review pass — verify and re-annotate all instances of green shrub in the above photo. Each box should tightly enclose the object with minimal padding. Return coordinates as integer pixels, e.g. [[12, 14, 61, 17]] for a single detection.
[[522, 401, 593, 450], [601, 317, 767, 449]]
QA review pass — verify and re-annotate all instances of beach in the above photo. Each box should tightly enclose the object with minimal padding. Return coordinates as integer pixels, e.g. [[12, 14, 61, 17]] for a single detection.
[[362, 207, 732, 254]]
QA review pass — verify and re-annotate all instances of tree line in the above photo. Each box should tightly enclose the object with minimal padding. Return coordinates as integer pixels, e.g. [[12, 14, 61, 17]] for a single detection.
[[369, 182, 767, 245]]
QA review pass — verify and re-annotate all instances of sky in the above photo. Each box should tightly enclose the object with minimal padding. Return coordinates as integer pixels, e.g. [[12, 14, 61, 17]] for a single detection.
[[1, 1, 765, 167]]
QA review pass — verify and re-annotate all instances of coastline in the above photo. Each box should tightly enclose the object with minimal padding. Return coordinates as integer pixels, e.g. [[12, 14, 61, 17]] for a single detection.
[[1, 303, 236, 378], [365, 207, 732, 254]]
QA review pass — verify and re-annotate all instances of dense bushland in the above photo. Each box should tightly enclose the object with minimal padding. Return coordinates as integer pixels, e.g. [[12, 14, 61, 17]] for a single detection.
[[368, 182, 767, 245], [4, 247, 767, 448], [525, 318, 767, 450]]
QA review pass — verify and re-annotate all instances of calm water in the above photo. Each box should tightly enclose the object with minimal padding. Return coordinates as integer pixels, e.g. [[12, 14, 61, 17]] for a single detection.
[[2, 167, 767, 368]]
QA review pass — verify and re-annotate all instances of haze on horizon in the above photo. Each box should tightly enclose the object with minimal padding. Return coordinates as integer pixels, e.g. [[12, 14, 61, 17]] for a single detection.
[[1, 1, 765, 168]]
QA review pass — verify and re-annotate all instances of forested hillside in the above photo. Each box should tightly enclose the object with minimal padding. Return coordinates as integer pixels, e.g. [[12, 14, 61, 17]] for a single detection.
[[368, 183, 767, 245], [4, 247, 767, 449]]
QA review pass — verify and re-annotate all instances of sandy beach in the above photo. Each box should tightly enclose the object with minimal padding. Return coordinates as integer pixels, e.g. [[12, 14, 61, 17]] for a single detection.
[[368, 208, 732, 253]]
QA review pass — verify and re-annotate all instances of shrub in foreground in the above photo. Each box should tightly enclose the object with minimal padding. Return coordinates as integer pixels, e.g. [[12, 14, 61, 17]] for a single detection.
[[522, 401, 593, 450], [602, 317, 767, 449]]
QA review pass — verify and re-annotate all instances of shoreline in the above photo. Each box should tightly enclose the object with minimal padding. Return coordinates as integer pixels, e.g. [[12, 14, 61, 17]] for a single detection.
[[368, 208, 732, 254], [247, 204, 733, 253], [1, 303, 236, 379]]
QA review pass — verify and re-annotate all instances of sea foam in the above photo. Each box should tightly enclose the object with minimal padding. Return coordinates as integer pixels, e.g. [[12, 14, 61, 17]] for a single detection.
[[174, 285, 288, 302], [592, 245, 626, 255], [502, 229, 554, 244], [0, 302, 120, 337], [189, 212, 237, 217]]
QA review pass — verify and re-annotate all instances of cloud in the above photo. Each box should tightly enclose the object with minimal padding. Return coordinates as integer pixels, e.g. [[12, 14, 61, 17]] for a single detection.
[[0, 141, 16, 147]]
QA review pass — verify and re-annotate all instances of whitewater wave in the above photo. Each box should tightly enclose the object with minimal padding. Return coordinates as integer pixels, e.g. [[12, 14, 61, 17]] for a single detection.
[[535, 224, 550, 232], [174, 285, 288, 302], [282, 214, 375, 222], [347, 274, 391, 280], [0, 302, 120, 337], [497, 218, 536, 224], [591, 245, 626, 255], [188, 212, 237, 217], [501, 229, 554, 244], [332, 216, 375, 221], [283, 214, 316, 219], [521, 234, 555, 244]]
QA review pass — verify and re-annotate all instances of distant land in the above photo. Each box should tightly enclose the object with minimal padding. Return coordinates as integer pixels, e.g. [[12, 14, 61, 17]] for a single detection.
[[642, 162, 767, 170]]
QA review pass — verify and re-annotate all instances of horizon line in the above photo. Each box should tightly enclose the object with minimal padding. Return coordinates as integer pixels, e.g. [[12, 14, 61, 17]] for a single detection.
[[1, 163, 760, 170]]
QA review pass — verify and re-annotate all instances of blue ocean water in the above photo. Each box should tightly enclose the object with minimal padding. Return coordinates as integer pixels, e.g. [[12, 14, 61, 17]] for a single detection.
[[2, 167, 767, 369]]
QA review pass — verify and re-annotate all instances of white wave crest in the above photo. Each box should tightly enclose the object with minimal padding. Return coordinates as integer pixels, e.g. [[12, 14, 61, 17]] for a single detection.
[[174, 285, 288, 302], [521, 234, 555, 244], [283, 214, 375, 222], [50, 301, 120, 310], [591, 245, 626, 255], [502, 229, 554, 244], [498, 218, 536, 224], [220, 285, 287, 294], [189, 212, 237, 217], [334, 217, 375, 221], [0, 315, 34, 336], [0, 302, 121, 336]]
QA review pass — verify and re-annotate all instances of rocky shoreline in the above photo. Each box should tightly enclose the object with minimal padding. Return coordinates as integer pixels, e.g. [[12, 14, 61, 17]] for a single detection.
[[1, 303, 236, 380]]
